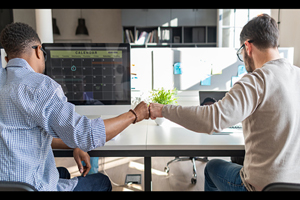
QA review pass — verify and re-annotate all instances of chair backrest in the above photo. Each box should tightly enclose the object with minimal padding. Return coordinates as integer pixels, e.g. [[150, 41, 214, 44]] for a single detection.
[[0, 181, 37, 191], [263, 182, 300, 191]]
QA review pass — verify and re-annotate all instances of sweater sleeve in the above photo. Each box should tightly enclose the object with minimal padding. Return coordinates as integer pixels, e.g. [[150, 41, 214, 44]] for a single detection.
[[162, 71, 265, 134]]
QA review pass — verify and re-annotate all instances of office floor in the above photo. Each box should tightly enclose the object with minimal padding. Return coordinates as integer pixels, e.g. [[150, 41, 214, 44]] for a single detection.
[[55, 156, 231, 191]]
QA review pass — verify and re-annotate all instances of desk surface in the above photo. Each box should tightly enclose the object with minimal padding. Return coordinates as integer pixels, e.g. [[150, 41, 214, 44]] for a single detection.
[[94, 120, 148, 151], [54, 117, 245, 191], [94, 118, 244, 151], [146, 119, 244, 150]]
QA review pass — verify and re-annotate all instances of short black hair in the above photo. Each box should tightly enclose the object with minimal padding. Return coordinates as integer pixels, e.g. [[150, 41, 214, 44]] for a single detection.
[[0, 22, 41, 59], [240, 14, 279, 50]]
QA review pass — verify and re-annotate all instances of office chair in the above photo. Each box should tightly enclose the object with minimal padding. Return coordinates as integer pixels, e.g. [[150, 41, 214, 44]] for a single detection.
[[163, 96, 216, 184], [164, 157, 208, 184], [0, 181, 37, 191], [262, 182, 300, 191]]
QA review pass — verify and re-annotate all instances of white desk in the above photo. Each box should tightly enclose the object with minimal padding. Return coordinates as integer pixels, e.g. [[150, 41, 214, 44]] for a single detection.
[[146, 119, 244, 150], [100, 118, 244, 151], [96, 120, 148, 151], [53, 118, 245, 191]]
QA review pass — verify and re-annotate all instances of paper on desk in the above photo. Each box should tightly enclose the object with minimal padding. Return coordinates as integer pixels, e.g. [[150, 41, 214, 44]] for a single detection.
[[199, 59, 212, 81], [237, 65, 247, 76], [178, 58, 212, 89], [231, 65, 248, 87], [173, 62, 182, 74], [200, 76, 211, 86], [211, 63, 222, 75]]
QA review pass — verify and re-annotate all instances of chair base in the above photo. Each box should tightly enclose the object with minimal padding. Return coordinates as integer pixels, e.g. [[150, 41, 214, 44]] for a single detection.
[[164, 156, 209, 185]]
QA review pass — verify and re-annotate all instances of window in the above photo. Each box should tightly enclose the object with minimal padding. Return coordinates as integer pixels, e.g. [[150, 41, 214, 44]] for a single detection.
[[218, 9, 271, 48]]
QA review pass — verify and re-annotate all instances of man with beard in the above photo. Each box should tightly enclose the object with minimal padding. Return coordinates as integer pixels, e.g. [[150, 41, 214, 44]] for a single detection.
[[149, 14, 300, 191]]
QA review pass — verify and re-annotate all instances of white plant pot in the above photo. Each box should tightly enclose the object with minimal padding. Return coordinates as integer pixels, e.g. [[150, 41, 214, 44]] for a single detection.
[[155, 117, 165, 126]]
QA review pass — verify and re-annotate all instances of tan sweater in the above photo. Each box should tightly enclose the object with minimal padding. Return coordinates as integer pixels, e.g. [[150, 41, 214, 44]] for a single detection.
[[162, 58, 300, 191]]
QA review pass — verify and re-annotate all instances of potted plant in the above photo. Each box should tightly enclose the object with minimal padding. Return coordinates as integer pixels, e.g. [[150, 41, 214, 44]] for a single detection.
[[149, 87, 177, 125]]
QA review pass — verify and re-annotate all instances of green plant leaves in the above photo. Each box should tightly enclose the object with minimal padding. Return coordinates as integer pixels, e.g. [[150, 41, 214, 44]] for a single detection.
[[150, 87, 177, 105]]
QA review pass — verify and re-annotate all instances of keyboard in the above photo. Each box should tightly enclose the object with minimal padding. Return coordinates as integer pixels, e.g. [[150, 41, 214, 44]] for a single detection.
[[212, 123, 243, 135], [229, 123, 243, 129]]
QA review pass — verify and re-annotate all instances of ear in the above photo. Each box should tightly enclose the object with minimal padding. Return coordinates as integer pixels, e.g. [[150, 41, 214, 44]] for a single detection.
[[34, 45, 42, 60], [244, 41, 253, 57], [5, 56, 9, 63]]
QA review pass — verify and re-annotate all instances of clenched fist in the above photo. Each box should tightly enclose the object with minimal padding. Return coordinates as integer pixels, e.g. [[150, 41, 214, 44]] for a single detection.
[[133, 101, 149, 123], [149, 103, 164, 120]]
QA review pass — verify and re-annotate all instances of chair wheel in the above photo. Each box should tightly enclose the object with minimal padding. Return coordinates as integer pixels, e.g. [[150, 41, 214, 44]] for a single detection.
[[164, 167, 170, 173], [191, 177, 197, 185]]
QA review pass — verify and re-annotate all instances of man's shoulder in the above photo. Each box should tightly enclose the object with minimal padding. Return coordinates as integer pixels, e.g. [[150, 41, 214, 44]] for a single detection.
[[19, 70, 60, 92], [6, 58, 60, 92], [259, 58, 294, 73], [241, 58, 290, 81]]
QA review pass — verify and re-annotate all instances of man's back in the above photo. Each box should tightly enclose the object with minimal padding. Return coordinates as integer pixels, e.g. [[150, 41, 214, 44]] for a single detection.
[[0, 58, 78, 191], [240, 58, 300, 190], [161, 58, 300, 190]]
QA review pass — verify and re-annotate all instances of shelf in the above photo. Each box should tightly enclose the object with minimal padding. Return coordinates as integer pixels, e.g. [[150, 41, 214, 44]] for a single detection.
[[123, 26, 216, 48], [129, 43, 216, 48]]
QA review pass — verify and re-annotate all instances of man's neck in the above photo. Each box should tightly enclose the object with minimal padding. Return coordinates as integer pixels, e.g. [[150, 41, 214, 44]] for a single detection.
[[254, 48, 281, 70]]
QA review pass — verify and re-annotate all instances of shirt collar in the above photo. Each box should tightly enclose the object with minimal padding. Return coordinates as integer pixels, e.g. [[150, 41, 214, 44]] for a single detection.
[[6, 58, 35, 72]]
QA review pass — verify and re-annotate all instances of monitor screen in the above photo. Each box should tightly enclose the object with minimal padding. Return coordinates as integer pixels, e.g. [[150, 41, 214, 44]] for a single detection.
[[199, 91, 227, 105], [43, 43, 131, 106]]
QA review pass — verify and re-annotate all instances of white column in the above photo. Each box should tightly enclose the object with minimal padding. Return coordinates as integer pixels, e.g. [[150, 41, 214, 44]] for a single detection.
[[35, 9, 53, 43]]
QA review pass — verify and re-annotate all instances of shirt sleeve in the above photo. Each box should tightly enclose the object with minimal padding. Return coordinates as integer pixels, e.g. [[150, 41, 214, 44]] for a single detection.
[[23, 83, 106, 152], [162, 71, 265, 134]]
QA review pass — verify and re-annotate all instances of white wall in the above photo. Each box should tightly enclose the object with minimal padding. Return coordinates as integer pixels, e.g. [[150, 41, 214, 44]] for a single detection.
[[13, 9, 122, 43], [52, 9, 122, 43], [271, 9, 300, 66], [13, 9, 36, 29], [11, 9, 299, 66], [35, 9, 53, 43]]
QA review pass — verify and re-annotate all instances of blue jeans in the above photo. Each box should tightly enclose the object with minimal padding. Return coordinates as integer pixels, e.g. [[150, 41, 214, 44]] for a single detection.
[[82, 157, 99, 175], [204, 159, 247, 191], [73, 173, 112, 191], [57, 167, 112, 191]]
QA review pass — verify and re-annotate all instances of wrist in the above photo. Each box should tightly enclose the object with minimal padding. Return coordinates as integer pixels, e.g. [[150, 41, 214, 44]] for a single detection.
[[160, 105, 165, 117], [128, 109, 138, 124]]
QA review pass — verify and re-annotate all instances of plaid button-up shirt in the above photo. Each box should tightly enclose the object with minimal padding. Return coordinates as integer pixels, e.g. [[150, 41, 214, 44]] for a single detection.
[[0, 58, 106, 191]]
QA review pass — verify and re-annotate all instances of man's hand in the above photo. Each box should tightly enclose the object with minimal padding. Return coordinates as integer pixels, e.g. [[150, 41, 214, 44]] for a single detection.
[[133, 101, 149, 123], [149, 103, 164, 120], [73, 148, 91, 177], [51, 139, 91, 176]]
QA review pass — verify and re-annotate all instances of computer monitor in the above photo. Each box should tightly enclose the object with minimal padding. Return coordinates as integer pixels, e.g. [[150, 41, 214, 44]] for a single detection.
[[43, 43, 131, 117], [199, 91, 227, 105]]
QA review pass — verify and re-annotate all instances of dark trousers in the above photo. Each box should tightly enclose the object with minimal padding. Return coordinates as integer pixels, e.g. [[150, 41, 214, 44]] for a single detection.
[[204, 159, 247, 191], [57, 167, 112, 191]]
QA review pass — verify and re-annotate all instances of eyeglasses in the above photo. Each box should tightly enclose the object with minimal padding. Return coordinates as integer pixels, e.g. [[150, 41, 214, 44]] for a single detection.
[[236, 40, 254, 62], [32, 45, 47, 62]]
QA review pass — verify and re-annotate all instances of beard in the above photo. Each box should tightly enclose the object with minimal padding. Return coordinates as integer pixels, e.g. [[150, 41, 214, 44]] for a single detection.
[[244, 51, 255, 73]]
